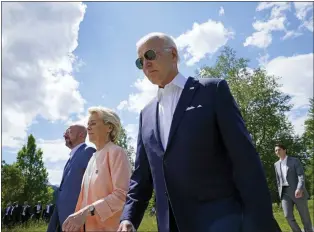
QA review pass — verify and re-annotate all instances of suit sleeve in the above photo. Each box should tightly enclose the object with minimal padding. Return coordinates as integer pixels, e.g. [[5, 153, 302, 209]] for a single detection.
[[215, 79, 276, 232], [93, 148, 132, 222], [294, 158, 305, 190], [120, 112, 154, 229], [274, 164, 280, 187]]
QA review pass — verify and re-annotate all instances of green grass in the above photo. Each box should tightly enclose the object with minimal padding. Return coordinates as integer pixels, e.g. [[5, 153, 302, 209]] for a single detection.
[[273, 199, 314, 232], [2, 200, 313, 232]]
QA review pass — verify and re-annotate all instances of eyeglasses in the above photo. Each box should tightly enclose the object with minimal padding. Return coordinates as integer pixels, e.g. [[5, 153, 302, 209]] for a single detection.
[[135, 48, 172, 70]]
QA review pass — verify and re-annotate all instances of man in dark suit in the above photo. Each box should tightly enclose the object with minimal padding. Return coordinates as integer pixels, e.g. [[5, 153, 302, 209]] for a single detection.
[[43, 203, 54, 223], [34, 201, 42, 222], [10, 202, 22, 225], [274, 143, 313, 232], [21, 201, 31, 224], [2, 202, 13, 226], [47, 125, 95, 232], [118, 32, 279, 232]]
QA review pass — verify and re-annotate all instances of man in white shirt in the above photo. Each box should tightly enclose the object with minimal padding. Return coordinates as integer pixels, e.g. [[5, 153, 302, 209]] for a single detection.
[[118, 32, 278, 232], [274, 143, 313, 232], [21, 201, 31, 224], [34, 201, 42, 222]]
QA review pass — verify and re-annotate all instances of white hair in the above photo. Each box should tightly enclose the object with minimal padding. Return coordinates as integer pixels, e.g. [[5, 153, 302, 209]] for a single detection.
[[88, 106, 121, 143], [136, 32, 180, 61]]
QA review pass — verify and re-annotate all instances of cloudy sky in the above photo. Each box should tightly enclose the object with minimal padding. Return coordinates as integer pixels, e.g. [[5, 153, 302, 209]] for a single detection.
[[2, 2, 313, 185]]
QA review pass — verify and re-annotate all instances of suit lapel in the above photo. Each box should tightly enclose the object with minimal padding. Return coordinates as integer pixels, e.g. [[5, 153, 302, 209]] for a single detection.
[[166, 77, 199, 152], [71, 144, 86, 161], [61, 144, 86, 183]]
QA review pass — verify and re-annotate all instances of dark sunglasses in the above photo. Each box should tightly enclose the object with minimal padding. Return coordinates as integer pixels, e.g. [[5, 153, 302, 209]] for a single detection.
[[135, 48, 172, 69], [135, 50, 157, 70]]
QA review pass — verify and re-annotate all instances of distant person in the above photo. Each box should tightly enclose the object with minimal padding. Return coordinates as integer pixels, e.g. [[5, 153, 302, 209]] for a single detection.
[[43, 203, 54, 223], [118, 32, 279, 232], [34, 201, 42, 221], [11, 201, 22, 225], [274, 143, 313, 232], [62, 107, 131, 232], [47, 125, 95, 232], [21, 201, 31, 224], [2, 202, 12, 226]]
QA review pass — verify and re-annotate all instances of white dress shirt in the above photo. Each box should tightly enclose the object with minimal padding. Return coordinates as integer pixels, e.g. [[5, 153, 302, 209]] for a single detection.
[[280, 156, 289, 186], [157, 72, 187, 149], [70, 142, 85, 159]]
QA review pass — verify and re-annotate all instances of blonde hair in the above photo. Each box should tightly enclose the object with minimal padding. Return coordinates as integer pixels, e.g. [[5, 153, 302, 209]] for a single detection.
[[88, 106, 121, 143]]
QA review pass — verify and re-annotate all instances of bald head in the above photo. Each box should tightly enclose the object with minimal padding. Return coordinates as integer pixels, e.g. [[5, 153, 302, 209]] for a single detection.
[[64, 124, 87, 149], [72, 124, 87, 139]]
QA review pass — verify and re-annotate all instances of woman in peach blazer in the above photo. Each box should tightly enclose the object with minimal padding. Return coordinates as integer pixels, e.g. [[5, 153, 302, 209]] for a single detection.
[[62, 106, 132, 232]]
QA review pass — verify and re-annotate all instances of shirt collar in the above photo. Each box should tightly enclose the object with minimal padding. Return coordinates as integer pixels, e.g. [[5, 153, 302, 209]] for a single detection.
[[157, 72, 187, 100], [280, 155, 288, 163], [70, 142, 85, 156]]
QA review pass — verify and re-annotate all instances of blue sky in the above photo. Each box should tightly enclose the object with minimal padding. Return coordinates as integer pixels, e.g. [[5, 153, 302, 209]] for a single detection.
[[2, 2, 313, 184]]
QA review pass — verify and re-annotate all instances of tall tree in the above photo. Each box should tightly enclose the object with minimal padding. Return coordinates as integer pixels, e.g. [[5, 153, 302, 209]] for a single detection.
[[16, 134, 50, 204], [198, 47, 304, 202], [116, 126, 135, 171], [303, 98, 314, 197], [1, 161, 25, 208]]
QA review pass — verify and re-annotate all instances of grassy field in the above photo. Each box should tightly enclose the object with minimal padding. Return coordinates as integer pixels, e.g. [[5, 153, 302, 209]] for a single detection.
[[2, 200, 313, 232]]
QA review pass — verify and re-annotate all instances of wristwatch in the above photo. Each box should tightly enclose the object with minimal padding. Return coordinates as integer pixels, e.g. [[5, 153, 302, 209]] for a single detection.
[[88, 205, 95, 216]]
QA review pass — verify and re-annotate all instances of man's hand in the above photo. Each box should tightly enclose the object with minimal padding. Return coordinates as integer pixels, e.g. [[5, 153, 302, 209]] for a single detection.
[[117, 220, 135, 232], [295, 189, 303, 198]]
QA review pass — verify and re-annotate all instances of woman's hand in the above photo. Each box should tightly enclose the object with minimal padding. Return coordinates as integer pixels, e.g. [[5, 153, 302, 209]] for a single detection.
[[62, 206, 89, 231]]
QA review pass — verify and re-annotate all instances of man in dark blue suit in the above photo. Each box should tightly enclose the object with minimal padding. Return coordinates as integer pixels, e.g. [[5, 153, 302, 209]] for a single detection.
[[47, 125, 95, 232], [118, 33, 279, 232]]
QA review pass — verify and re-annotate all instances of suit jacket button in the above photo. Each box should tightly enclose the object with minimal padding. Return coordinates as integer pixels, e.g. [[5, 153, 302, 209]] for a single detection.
[[165, 192, 168, 197]]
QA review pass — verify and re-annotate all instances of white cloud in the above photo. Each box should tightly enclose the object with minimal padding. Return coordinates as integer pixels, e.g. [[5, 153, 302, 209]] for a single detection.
[[117, 100, 128, 111], [294, 2, 313, 21], [253, 16, 286, 31], [294, 2, 313, 32], [38, 139, 70, 163], [264, 53, 313, 135], [244, 2, 292, 48], [256, 2, 290, 18], [257, 53, 270, 67], [281, 30, 302, 40], [117, 76, 157, 114], [244, 30, 272, 48], [175, 19, 234, 66], [302, 17, 314, 32], [2, 2, 86, 148], [219, 6, 225, 16], [47, 168, 64, 186]]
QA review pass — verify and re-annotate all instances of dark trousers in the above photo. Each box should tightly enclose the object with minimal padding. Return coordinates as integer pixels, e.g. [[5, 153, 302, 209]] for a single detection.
[[47, 207, 62, 232], [169, 205, 179, 232], [168, 199, 282, 232]]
